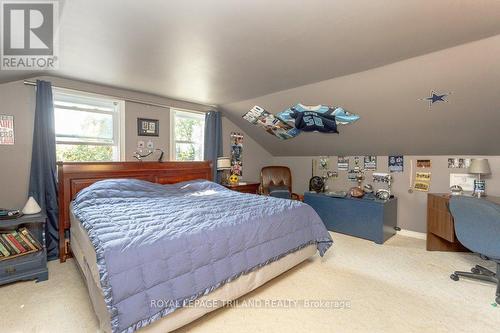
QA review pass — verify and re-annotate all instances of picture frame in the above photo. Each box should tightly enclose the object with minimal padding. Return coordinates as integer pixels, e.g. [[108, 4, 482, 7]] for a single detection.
[[137, 118, 159, 137], [388, 155, 404, 172], [416, 159, 431, 168], [0, 114, 15, 145]]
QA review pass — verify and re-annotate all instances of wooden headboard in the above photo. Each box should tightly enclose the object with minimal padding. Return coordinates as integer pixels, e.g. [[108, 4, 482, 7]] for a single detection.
[[57, 161, 212, 262]]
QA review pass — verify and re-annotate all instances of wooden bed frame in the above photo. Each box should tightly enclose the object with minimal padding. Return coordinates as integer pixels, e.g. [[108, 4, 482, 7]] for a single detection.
[[57, 161, 212, 262]]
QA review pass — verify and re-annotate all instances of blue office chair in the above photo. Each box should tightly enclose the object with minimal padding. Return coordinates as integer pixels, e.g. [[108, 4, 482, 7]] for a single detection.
[[448, 196, 500, 305]]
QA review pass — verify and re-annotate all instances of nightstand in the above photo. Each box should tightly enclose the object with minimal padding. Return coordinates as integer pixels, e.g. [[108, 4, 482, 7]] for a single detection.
[[223, 182, 260, 194], [0, 213, 48, 285]]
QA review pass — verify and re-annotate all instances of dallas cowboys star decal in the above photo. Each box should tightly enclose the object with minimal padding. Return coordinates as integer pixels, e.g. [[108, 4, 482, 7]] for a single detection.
[[421, 90, 451, 110]]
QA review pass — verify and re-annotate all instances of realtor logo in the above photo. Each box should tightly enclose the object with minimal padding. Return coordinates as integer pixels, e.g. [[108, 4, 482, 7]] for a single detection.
[[1, 0, 58, 70]]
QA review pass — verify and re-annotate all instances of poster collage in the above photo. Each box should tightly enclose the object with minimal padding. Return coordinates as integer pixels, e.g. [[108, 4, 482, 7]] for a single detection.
[[226, 127, 474, 194], [230, 132, 243, 176], [242, 106, 299, 140], [320, 156, 473, 193], [336, 156, 387, 172], [412, 158, 472, 192]]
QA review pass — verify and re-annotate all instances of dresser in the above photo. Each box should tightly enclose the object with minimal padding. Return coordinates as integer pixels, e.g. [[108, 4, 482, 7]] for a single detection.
[[223, 182, 260, 194], [427, 193, 500, 251], [304, 192, 397, 244]]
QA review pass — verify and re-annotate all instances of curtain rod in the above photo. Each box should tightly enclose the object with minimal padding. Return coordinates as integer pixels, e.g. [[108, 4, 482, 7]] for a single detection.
[[23, 80, 214, 111]]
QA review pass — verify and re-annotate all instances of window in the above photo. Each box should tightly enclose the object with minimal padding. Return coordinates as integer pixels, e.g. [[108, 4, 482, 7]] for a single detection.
[[54, 90, 124, 162], [170, 109, 205, 161]]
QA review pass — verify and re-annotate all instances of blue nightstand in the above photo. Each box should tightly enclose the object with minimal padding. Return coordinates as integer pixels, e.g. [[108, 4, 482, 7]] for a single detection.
[[304, 192, 397, 244], [0, 213, 48, 285]]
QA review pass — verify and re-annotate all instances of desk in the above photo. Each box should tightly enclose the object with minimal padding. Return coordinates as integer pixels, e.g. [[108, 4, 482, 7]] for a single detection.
[[304, 192, 397, 244], [426, 193, 500, 251]]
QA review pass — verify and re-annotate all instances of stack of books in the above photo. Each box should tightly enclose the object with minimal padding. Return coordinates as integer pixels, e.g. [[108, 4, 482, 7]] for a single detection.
[[0, 227, 42, 261]]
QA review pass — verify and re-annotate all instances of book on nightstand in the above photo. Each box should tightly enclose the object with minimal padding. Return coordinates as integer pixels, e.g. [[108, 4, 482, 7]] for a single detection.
[[0, 227, 42, 261]]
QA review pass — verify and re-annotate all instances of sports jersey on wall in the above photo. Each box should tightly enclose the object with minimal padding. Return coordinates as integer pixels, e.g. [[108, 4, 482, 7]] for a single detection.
[[243, 103, 360, 140], [277, 104, 360, 127], [290, 110, 339, 133]]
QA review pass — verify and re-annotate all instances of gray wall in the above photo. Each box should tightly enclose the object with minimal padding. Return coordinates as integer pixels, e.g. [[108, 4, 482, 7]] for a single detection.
[[273, 155, 500, 233], [124, 102, 170, 161], [0, 81, 36, 210], [0, 77, 271, 209], [1, 75, 499, 234]]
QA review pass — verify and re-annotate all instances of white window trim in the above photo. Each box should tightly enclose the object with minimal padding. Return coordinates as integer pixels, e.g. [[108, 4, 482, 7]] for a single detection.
[[53, 87, 126, 161], [169, 108, 205, 161]]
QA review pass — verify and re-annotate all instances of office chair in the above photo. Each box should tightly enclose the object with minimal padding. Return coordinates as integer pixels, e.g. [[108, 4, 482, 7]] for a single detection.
[[448, 196, 500, 305]]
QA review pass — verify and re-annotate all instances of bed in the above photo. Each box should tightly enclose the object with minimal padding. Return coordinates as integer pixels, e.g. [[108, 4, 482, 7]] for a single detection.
[[57, 161, 332, 333]]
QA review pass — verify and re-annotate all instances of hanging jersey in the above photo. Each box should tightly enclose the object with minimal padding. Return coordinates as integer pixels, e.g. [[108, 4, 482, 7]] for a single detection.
[[277, 103, 360, 126], [290, 110, 338, 133]]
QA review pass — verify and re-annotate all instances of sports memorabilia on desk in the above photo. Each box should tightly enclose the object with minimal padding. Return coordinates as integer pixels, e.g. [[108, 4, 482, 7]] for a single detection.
[[372, 172, 394, 200]]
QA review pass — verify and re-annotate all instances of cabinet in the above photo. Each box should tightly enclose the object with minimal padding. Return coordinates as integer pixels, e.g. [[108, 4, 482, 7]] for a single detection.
[[304, 192, 397, 244]]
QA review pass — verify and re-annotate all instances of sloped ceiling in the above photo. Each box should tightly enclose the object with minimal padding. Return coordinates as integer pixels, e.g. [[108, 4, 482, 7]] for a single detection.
[[221, 35, 500, 156], [2, 1, 500, 156], [2, 0, 500, 105]]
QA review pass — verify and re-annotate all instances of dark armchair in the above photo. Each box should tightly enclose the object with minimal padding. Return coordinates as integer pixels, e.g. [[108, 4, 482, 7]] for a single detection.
[[449, 196, 500, 305], [259, 166, 301, 200]]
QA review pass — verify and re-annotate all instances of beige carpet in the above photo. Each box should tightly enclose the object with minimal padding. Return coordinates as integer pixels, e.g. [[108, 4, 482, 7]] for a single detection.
[[2, 232, 499, 333]]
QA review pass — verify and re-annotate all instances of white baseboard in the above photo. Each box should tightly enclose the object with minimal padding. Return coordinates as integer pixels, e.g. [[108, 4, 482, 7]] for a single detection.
[[397, 229, 427, 240]]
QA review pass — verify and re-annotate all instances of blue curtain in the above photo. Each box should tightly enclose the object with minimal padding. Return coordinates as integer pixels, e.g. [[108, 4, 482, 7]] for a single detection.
[[203, 111, 223, 181], [28, 80, 59, 260]]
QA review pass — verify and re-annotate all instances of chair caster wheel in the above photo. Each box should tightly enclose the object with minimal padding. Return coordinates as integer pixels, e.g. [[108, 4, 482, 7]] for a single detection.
[[471, 267, 480, 274], [450, 274, 459, 281]]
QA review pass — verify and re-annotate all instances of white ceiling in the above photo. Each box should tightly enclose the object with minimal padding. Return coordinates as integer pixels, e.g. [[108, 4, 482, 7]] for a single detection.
[[2, 0, 500, 105]]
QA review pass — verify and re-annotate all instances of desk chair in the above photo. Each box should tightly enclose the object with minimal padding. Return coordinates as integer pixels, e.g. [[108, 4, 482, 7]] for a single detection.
[[449, 196, 500, 304]]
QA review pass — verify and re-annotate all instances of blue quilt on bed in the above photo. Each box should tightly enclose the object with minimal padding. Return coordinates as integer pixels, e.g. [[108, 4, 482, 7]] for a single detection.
[[72, 179, 332, 333]]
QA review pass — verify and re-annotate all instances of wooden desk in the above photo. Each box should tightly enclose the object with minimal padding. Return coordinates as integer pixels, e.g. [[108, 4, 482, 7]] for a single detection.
[[223, 182, 260, 194], [426, 193, 500, 251]]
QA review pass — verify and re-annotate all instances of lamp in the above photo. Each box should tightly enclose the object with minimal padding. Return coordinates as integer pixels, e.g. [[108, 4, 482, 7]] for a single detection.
[[217, 157, 231, 184], [468, 159, 491, 198]]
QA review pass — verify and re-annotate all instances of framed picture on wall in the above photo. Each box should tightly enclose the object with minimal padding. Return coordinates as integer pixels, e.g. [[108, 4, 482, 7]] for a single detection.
[[137, 118, 159, 136], [0, 114, 15, 145]]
